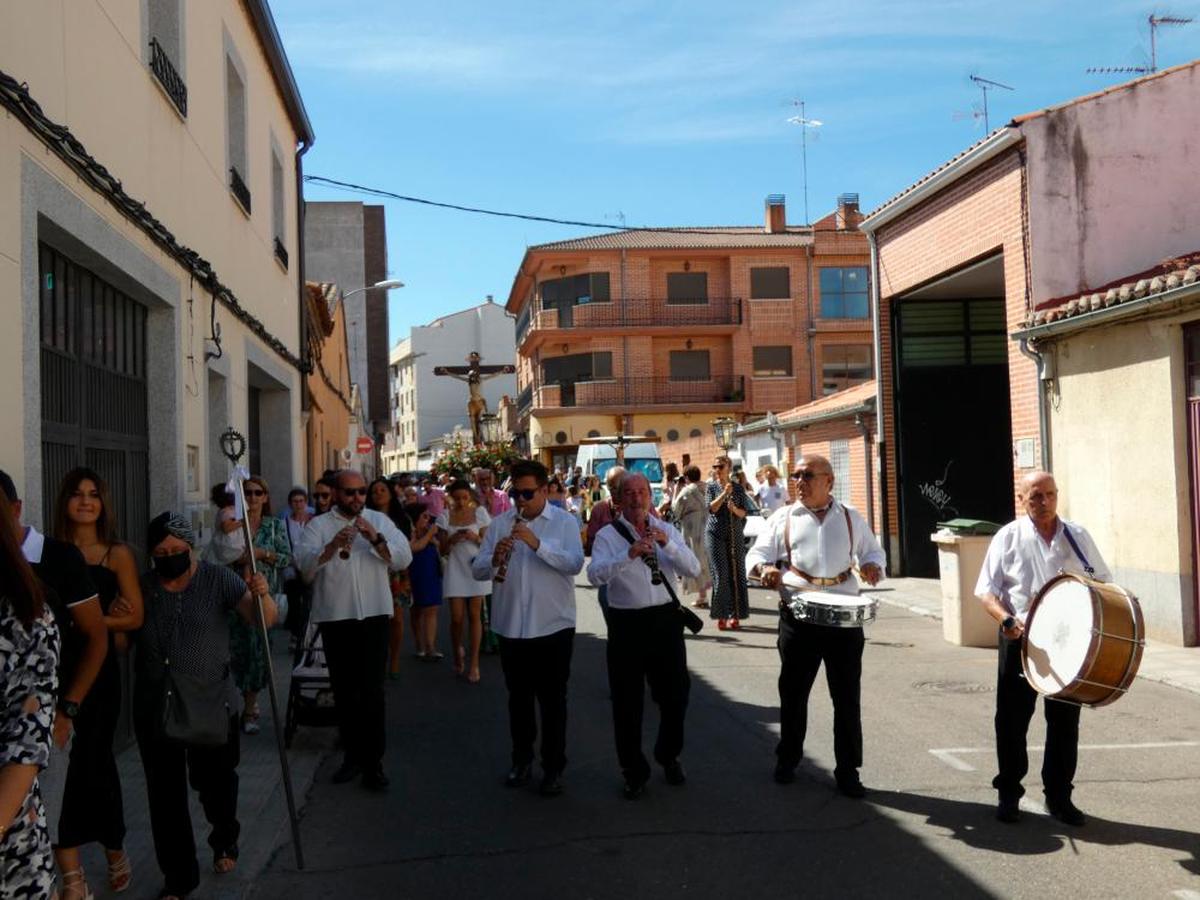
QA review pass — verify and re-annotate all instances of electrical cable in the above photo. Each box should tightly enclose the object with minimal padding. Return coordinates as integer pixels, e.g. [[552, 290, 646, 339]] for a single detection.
[[303, 175, 776, 236]]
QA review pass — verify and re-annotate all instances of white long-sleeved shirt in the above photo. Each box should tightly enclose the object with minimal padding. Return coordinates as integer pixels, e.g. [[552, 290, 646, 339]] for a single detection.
[[744, 500, 886, 597], [587, 516, 700, 609], [973, 516, 1110, 624], [295, 507, 412, 624], [470, 502, 584, 639]]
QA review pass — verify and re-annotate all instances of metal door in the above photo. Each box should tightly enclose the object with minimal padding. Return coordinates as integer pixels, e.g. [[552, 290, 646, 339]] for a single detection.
[[38, 242, 150, 546]]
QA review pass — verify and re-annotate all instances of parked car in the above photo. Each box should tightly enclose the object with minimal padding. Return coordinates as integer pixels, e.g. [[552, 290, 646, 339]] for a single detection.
[[742, 494, 767, 553]]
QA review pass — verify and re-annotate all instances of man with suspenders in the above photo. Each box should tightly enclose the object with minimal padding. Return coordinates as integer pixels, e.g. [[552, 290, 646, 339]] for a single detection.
[[976, 470, 1110, 826], [746, 454, 885, 797]]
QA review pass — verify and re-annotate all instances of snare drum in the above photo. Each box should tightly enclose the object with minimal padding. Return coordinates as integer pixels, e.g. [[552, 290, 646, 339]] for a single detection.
[[1021, 573, 1144, 707], [780, 589, 877, 628]]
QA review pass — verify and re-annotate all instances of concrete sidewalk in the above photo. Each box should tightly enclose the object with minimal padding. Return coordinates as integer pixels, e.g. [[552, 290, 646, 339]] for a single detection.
[[871, 577, 1200, 696]]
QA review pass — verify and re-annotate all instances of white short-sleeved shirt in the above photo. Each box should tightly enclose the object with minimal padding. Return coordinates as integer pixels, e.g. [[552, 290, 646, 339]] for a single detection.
[[973, 516, 1111, 623]]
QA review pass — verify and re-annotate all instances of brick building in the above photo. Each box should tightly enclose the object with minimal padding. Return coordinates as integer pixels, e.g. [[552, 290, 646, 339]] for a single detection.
[[505, 195, 871, 470], [859, 61, 1200, 644]]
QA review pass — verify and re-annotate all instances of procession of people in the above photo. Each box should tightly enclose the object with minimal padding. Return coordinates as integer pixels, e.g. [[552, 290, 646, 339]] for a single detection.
[[0, 442, 1147, 897]]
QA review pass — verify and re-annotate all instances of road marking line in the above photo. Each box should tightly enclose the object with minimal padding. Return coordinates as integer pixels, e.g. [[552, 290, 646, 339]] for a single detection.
[[928, 741, 1199, 771]]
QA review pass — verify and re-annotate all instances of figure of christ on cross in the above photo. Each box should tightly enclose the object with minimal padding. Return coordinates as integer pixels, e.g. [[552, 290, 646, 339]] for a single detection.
[[433, 351, 516, 445]]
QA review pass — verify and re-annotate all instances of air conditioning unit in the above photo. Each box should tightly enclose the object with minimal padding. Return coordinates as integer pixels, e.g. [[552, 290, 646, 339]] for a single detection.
[[340, 447, 353, 464]]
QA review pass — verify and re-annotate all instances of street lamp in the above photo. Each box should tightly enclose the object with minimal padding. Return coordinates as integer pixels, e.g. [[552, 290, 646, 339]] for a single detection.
[[711, 417, 738, 452], [479, 412, 504, 445], [341, 279, 405, 300]]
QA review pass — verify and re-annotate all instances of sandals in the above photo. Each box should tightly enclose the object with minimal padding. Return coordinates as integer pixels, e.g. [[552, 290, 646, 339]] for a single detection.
[[691, 600, 710, 609], [213, 846, 239, 875], [61, 869, 94, 900], [241, 711, 261, 735], [106, 850, 133, 893]]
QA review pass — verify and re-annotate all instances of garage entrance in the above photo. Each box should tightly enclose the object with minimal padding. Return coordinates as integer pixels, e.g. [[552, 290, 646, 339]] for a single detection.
[[892, 255, 1013, 576]]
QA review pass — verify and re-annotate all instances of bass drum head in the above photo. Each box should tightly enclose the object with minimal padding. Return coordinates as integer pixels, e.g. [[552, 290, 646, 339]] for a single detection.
[[1024, 578, 1095, 695]]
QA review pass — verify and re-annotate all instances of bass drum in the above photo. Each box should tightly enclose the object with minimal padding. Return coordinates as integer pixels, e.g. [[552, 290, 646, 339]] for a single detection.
[[1021, 573, 1144, 707]]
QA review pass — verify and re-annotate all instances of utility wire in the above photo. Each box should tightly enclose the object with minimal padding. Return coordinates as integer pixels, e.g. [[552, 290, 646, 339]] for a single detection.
[[304, 175, 779, 235]]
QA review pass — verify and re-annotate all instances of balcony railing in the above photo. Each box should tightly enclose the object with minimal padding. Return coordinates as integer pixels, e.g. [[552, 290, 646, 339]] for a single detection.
[[230, 167, 251, 214], [273, 236, 289, 268], [521, 297, 742, 336], [532, 375, 744, 409], [149, 38, 188, 117], [515, 307, 532, 346], [516, 384, 532, 418]]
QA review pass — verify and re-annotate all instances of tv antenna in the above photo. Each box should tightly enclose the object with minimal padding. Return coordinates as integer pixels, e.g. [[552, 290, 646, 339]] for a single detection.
[[968, 75, 1013, 133], [1087, 13, 1192, 75], [604, 211, 627, 228], [786, 99, 823, 225]]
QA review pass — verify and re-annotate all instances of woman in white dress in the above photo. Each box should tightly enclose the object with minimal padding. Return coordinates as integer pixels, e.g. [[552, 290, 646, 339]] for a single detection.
[[437, 479, 491, 684]]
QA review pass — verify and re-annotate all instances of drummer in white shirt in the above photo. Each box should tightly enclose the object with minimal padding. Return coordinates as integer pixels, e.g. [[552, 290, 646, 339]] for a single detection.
[[975, 470, 1110, 827], [471, 459, 584, 797], [588, 474, 700, 798], [746, 454, 884, 798]]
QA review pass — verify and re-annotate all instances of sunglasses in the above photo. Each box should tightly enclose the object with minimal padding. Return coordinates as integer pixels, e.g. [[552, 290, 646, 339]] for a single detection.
[[509, 488, 539, 501], [713, 462, 727, 469], [791, 470, 829, 481], [244, 489, 266, 497], [341, 487, 368, 496], [312, 492, 330, 499]]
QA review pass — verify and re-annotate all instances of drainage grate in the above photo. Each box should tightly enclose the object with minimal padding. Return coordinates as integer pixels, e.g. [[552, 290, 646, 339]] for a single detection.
[[913, 680, 994, 694]]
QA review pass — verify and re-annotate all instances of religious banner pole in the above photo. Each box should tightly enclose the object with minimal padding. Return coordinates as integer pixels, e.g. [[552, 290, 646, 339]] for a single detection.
[[219, 427, 306, 870]]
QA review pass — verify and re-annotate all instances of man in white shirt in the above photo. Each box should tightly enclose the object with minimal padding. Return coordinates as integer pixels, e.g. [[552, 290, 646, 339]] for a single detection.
[[472, 459, 584, 797], [588, 474, 699, 798], [755, 465, 788, 514], [746, 454, 885, 798], [975, 470, 1110, 827], [296, 470, 412, 792]]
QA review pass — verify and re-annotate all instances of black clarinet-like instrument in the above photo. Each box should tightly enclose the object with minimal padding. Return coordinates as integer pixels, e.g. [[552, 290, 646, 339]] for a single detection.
[[493, 511, 526, 583]]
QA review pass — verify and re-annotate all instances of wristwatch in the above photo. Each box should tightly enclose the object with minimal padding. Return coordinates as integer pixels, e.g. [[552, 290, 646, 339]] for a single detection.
[[1001, 615, 1016, 631], [58, 699, 81, 719], [371, 535, 387, 547]]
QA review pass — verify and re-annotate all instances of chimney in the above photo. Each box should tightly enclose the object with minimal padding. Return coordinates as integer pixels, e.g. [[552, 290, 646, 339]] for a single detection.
[[836, 193, 860, 230], [764, 194, 787, 234]]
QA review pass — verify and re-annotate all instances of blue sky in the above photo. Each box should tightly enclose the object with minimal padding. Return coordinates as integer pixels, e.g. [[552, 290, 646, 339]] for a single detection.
[[273, 0, 1196, 348]]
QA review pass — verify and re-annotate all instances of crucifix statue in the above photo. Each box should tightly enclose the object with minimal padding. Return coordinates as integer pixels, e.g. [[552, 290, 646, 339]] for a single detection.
[[434, 351, 516, 445]]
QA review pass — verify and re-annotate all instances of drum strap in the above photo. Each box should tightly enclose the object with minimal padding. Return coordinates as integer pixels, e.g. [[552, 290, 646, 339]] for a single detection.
[[781, 504, 855, 587], [1062, 526, 1096, 576]]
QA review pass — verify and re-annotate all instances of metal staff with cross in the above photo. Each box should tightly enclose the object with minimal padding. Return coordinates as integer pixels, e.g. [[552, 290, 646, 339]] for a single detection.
[[219, 427, 305, 870]]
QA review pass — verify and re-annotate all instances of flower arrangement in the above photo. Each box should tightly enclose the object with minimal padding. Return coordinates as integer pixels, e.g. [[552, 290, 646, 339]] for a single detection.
[[429, 431, 523, 479]]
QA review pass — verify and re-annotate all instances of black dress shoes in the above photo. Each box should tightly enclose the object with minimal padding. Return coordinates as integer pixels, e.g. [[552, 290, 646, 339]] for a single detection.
[[331, 761, 362, 784], [623, 775, 647, 800], [836, 774, 867, 799], [362, 768, 390, 793], [663, 760, 687, 786], [539, 771, 564, 797], [773, 762, 797, 785], [996, 799, 1021, 823], [505, 763, 532, 788], [1047, 798, 1086, 827]]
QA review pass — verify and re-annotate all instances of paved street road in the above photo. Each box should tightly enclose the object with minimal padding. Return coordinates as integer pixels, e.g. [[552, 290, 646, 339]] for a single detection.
[[250, 581, 1200, 899]]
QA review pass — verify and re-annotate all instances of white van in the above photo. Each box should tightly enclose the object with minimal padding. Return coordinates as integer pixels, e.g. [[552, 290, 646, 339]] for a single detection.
[[574, 441, 665, 506]]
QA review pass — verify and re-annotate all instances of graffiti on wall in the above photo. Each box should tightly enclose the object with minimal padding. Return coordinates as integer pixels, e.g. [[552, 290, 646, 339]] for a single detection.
[[919, 460, 959, 518]]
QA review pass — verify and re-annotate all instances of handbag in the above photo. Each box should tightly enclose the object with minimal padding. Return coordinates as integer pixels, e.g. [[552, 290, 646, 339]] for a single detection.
[[161, 661, 232, 746], [155, 594, 231, 746]]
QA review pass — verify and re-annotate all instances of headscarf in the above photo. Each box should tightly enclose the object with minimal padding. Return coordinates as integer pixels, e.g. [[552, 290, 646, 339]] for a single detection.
[[147, 511, 195, 551]]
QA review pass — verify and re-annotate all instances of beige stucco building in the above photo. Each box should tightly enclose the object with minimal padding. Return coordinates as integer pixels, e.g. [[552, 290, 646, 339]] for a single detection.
[[0, 1, 313, 541]]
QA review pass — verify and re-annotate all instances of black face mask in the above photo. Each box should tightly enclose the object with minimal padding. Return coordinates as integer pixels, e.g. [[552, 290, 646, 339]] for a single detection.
[[153, 550, 192, 580]]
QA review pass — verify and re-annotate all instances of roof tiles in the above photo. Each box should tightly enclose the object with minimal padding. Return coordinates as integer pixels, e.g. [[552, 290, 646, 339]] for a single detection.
[[529, 227, 813, 252]]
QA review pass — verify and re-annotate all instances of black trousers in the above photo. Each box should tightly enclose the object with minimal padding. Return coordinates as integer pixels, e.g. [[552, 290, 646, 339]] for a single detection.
[[606, 604, 690, 780], [321, 615, 391, 771], [498, 628, 574, 774], [994, 634, 1080, 803], [776, 608, 864, 777], [134, 711, 240, 897]]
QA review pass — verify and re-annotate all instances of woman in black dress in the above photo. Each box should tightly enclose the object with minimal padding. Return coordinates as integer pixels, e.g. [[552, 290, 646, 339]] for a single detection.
[[52, 468, 144, 896], [705, 454, 750, 630]]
